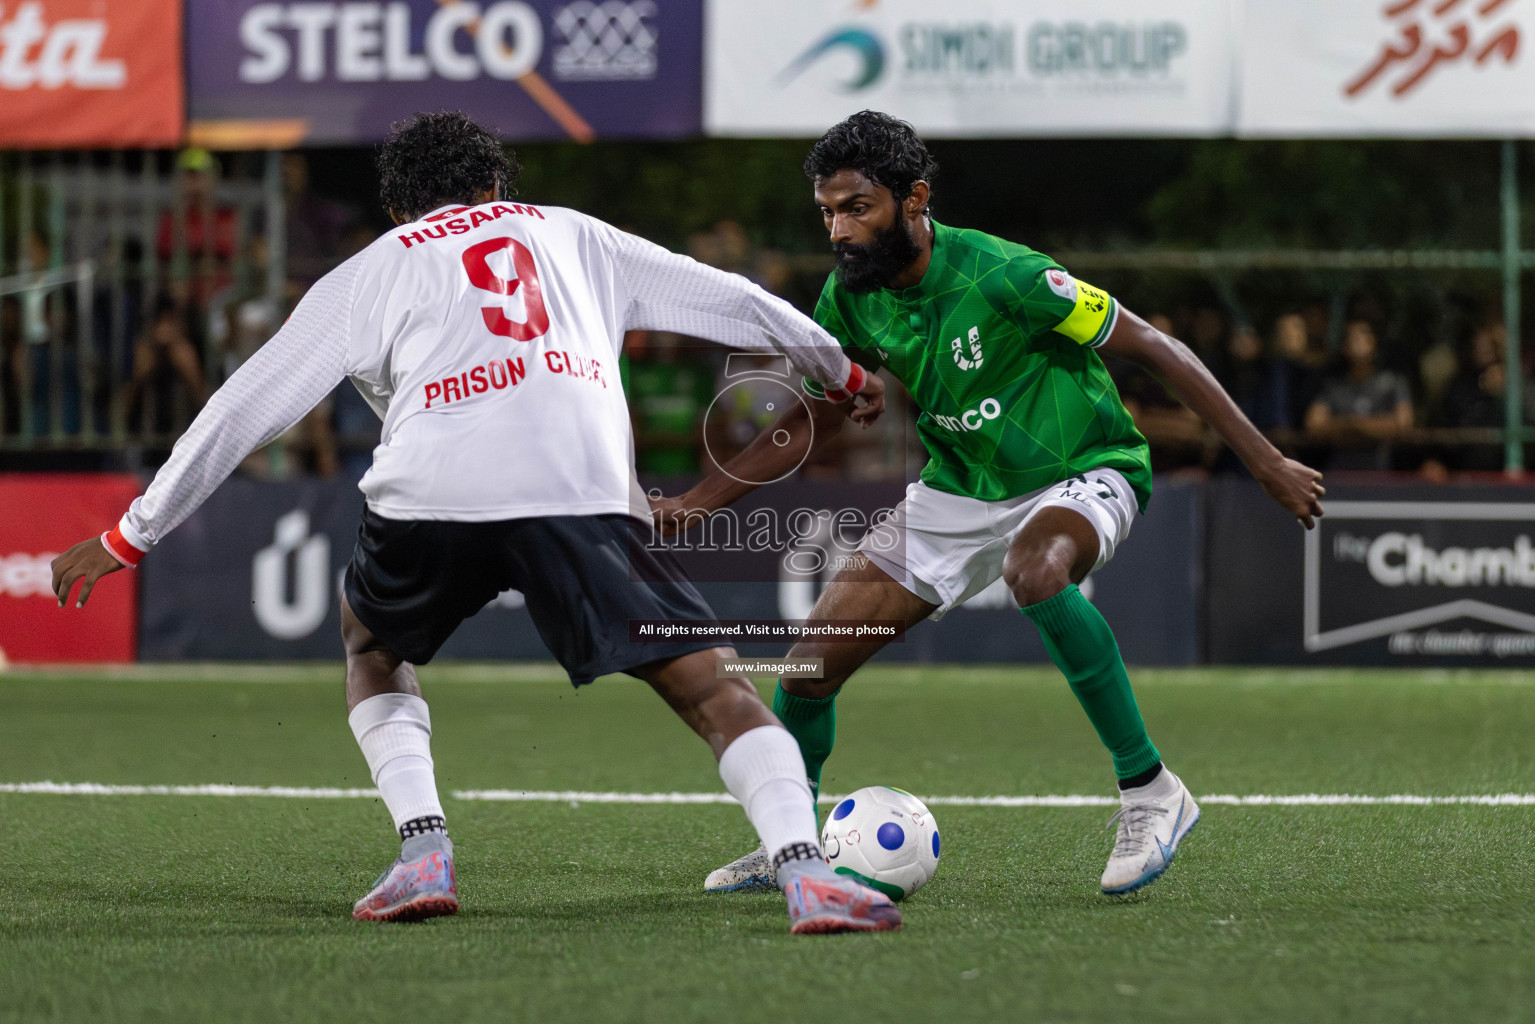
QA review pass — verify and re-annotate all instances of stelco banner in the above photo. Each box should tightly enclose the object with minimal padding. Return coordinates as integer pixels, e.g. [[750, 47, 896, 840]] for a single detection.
[[1207, 480, 1535, 666], [0, 0, 184, 147], [0, 473, 141, 662], [186, 0, 702, 145], [1240, 0, 1535, 136], [704, 0, 1240, 137]]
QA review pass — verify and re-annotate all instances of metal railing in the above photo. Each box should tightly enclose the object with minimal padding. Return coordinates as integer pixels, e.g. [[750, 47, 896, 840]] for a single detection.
[[0, 150, 286, 452]]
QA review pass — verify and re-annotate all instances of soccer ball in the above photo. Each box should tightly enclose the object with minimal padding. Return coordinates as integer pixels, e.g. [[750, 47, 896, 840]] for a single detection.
[[820, 786, 940, 900]]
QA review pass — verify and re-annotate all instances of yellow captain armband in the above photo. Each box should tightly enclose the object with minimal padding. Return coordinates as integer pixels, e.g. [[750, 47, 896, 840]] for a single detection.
[[1045, 269, 1118, 348]]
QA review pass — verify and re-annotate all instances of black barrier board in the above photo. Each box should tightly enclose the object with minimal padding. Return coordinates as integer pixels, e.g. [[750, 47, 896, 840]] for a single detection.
[[139, 476, 1200, 666], [139, 478, 365, 660], [1207, 479, 1535, 666]]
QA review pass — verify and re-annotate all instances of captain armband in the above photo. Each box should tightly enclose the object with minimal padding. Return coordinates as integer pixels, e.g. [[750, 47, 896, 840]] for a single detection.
[[1044, 268, 1119, 349]]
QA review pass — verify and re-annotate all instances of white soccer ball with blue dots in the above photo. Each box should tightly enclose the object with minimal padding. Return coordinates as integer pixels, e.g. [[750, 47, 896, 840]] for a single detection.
[[820, 786, 940, 900]]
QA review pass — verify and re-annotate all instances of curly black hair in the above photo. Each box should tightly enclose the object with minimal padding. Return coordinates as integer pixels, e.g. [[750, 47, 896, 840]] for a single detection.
[[803, 110, 937, 205], [377, 111, 520, 221]]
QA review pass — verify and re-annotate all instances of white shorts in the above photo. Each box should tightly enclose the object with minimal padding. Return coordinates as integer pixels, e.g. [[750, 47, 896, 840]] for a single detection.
[[859, 468, 1138, 619]]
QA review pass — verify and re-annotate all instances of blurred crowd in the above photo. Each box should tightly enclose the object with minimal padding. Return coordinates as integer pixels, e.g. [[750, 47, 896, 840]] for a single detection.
[[628, 231, 1533, 483], [0, 149, 380, 478], [1116, 303, 1531, 479], [4, 153, 1529, 483]]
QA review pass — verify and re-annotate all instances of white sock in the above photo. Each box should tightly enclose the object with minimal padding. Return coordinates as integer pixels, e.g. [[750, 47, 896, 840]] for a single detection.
[[718, 725, 821, 865], [348, 693, 445, 834]]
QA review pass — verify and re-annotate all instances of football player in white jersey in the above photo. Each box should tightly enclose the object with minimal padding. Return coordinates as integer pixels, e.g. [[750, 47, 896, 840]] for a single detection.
[[49, 112, 897, 934]]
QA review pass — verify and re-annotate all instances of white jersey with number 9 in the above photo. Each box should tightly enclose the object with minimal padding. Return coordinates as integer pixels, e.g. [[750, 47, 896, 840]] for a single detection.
[[111, 201, 858, 557]]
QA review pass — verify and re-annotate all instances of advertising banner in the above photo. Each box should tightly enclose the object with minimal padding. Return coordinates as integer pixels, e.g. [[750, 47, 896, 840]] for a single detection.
[[1207, 479, 1535, 666], [137, 476, 1200, 666], [187, 0, 702, 146], [139, 477, 364, 660], [1240, 0, 1535, 137], [0, 0, 183, 147], [705, 0, 1240, 138], [0, 473, 141, 663]]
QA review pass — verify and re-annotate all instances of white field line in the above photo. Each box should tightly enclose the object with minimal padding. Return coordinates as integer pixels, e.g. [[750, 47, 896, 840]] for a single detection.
[[2, 782, 1534, 806]]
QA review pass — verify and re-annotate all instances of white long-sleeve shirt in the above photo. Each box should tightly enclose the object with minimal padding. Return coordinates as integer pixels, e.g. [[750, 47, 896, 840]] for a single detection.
[[103, 201, 861, 564]]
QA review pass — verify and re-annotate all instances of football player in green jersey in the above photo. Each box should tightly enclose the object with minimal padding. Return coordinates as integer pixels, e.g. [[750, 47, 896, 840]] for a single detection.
[[652, 111, 1326, 897]]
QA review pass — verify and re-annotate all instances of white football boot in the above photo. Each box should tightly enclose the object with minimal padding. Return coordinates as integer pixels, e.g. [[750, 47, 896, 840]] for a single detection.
[[703, 844, 776, 893], [1100, 768, 1200, 895]]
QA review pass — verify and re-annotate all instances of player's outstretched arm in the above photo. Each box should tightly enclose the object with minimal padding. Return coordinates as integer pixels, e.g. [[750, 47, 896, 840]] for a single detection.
[[1101, 308, 1326, 529], [52, 259, 362, 607], [599, 221, 872, 399], [650, 382, 881, 537]]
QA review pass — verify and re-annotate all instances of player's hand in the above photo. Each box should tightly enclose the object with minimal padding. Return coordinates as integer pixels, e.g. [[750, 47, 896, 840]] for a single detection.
[[845, 372, 885, 429], [51, 536, 126, 608], [647, 493, 708, 538], [1256, 457, 1326, 529]]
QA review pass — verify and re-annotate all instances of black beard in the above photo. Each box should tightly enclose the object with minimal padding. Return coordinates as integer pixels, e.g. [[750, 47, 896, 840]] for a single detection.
[[832, 217, 921, 294]]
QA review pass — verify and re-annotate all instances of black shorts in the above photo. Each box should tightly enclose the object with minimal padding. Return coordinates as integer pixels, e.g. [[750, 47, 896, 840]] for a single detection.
[[343, 510, 722, 685]]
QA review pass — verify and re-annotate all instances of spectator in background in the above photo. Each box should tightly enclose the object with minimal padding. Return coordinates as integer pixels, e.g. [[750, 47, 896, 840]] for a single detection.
[[626, 330, 716, 475], [1435, 321, 1535, 472], [1186, 306, 1228, 368], [207, 235, 279, 384], [704, 351, 801, 467], [1, 294, 20, 436], [156, 149, 237, 309], [1112, 313, 1211, 472], [1218, 323, 1281, 430], [1305, 318, 1413, 469], [123, 294, 207, 437], [1211, 323, 1282, 475], [1416, 325, 1462, 424], [14, 231, 86, 437], [284, 152, 357, 286], [1269, 311, 1325, 430], [688, 220, 796, 297], [239, 396, 340, 480]]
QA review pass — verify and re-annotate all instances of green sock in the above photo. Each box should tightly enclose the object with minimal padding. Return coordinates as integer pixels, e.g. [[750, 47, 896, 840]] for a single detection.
[[772, 681, 836, 803], [1020, 584, 1161, 780]]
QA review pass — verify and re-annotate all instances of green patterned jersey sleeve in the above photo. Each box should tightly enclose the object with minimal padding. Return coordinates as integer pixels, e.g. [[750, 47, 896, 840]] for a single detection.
[[803, 280, 877, 400], [1002, 257, 1120, 349]]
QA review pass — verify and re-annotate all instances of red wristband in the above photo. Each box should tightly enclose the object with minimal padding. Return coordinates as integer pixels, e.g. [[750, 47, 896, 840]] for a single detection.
[[825, 361, 866, 403], [101, 525, 145, 567]]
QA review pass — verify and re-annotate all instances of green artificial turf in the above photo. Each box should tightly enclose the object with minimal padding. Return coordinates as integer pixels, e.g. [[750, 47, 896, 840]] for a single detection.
[[1, 664, 1532, 1023]]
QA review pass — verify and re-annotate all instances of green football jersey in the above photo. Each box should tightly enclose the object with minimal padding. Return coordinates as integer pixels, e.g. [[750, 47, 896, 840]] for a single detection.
[[804, 220, 1153, 511]]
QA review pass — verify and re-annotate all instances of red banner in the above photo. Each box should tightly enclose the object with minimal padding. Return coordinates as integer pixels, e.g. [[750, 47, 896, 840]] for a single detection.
[[0, 474, 141, 663], [0, 0, 183, 147]]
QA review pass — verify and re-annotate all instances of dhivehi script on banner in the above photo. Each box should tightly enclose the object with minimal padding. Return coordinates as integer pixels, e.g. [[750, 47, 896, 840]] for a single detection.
[[1239, 0, 1535, 137]]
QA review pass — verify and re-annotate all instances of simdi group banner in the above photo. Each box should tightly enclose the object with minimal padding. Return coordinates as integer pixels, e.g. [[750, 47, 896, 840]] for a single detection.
[[0, 0, 183, 147], [1240, 0, 1535, 137], [704, 0, 1242, 138], [186, 0, 702, 146]]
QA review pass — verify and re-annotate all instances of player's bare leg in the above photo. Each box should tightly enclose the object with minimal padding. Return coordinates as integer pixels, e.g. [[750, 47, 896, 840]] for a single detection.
[[705, 558, 936, 892], [637, 647, 900, 933], [1003, 506, 1199, 895], [779, 555, 939, 702], [342, 597, 458, 923]]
